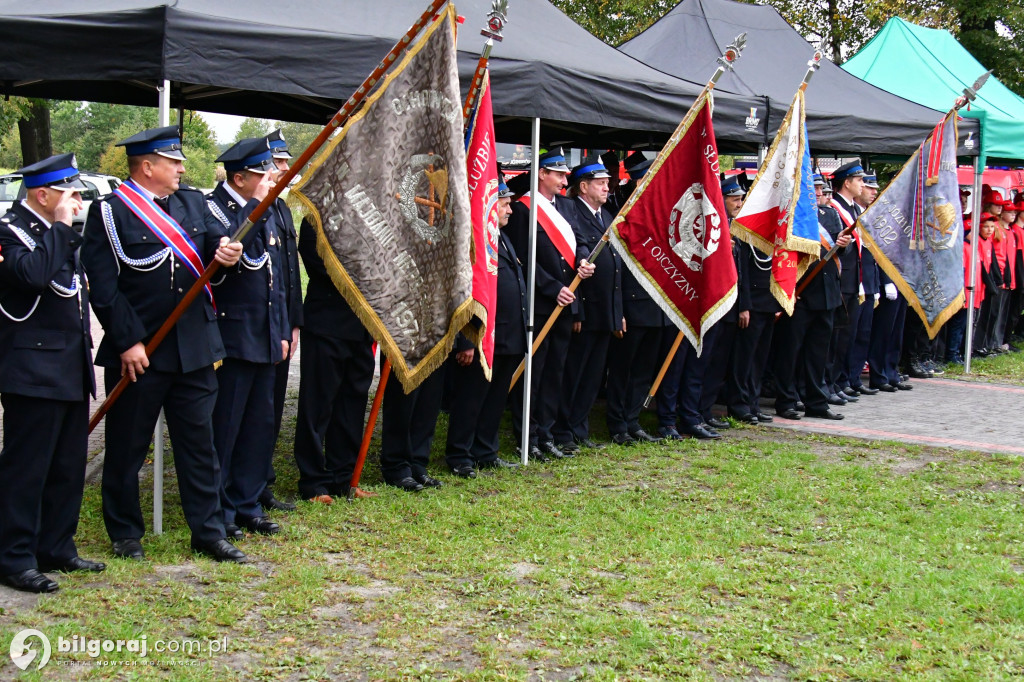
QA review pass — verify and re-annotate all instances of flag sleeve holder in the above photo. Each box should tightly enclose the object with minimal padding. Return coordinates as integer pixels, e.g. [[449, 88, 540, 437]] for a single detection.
[[87, 0, 451, 435]]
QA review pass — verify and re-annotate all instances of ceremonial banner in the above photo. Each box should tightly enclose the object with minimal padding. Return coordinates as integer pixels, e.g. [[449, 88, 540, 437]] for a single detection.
[[857, 112, 964, 338], [464, 70, 499, 379], [291, 6, 474, 392], [730, 90, 821, 315], [608, 92, 737, 354]]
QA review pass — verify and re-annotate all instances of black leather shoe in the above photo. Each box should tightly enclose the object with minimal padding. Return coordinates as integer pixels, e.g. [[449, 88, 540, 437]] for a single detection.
[[389, 477, 425, 492], [38, 556, 106, 573], [795, 401, 806, 412], [629, 428, 662, 442], [191, 539, 251, 564], [872, 383, 897, 393], [528, 446, 550, 463], [224, 523, 243, 540], [542, 441, 574, 459], [841, 387, 860, 398], [805, 408, 845, 420], [657, 426, 682, 440], [857, 385, 880, 395], [478, 457, 520, 470], [754, 412, 774, 423], [680, 424, 721, 439], [112, 539, 145, 561], [556, 441, 581, 455], [705, 417, 731, 430], [828, 393, 848, 406], [1, 568, 58, 593], [575, 438, 605, 449], [777, 408, 802, 420], [731, 412, 758, 424], [259, 493, 296, 512], [893, 381, 913, 391], [611, 432, 636, 446], [451, 465, 477, 478], [238, 516, 280, 535], [841, 392, 858, 402], [415, 473, 443, 488]]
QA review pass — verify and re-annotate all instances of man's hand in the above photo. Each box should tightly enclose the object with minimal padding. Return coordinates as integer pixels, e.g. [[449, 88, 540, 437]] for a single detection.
[[289, 327, 300, 359], [280, 340, 289, 363], [577, 259, 596, 279], [120, 342, 149, 382], [613, 318, 626, 339], [572, 321, 582, 333], [556, 286, 576, 307], [53, 189, 83, 226], [214, 236, 243, 267], [252, 170, 276, 202], [456, 348, 474, 366], [836, 233, 852, 248], [738, 310, 750, 329]]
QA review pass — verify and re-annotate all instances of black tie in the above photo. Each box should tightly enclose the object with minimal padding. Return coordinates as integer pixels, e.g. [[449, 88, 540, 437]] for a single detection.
[[155, 196, 170, 214]]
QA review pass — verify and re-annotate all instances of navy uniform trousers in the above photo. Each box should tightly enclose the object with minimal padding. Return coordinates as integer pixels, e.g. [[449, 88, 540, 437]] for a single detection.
[[727, 310, 776, 417], [656, 329, 707, 429], [605, 327, 662, 436], [445, 354, 520, 469], [380, 368, 445, 483]]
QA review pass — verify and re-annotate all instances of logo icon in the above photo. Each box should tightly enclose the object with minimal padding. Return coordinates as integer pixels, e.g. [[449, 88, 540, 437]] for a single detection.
[[964, 132, 975, 150], [744, 107, 760, 133], [396, 152, 453, 243], [668, 183, 722, 272], [10, 629, 51, 671]]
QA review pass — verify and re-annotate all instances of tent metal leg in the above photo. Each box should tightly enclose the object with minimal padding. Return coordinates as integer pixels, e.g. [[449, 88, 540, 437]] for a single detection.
[[520, 117, 540, 466], [153, 79, 171, 535]]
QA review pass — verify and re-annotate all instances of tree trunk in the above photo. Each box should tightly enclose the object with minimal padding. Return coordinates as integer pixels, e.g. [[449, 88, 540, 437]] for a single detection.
[[827, 0, 842, 64], [18, 100, 51, 166]]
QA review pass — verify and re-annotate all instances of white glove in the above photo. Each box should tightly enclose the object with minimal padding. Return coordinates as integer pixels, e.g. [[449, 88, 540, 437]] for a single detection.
[[874, 292, 880, 301], [885, 283, 897, 300], [858, 282, 865, 297]]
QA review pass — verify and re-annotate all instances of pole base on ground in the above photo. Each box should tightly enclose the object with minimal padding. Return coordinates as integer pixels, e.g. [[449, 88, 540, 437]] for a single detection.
[[348, 487, 377, 501]]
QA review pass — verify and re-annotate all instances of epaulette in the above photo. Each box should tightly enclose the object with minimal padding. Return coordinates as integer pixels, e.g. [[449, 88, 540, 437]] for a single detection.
[[176, 183, 203, 193]]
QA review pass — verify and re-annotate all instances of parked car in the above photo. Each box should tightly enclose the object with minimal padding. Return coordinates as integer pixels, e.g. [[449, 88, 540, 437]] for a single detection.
[[0, 171, 121, 228]]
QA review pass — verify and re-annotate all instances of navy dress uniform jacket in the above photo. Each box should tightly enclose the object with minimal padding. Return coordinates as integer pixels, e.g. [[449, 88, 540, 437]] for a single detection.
[[81, 186, 230, 373], [507, 197, 578, 318], [737, 242, 783, 314], [298, 217, 372, 343], [206, 184, 290, 363], [274, 197, 304, 330], [571, 197, 623, 331], [832, 194, 863, 296], [495, 230, 529, 356], [0, 204, 94, 400], [799, 207, 847, 311]]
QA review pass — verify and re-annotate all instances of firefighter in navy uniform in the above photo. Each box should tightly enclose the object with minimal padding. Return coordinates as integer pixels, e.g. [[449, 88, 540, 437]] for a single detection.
[[206, 138, 289, 537], [553, 162, 623, 452], [81, 125, 249, 564], [505, 149, 594, 461], [829, 160, 867, 402], [773, 174, 852, 420], [260, 129, 302, 512], [444, 179, 524, 477], [0, 155, 105, 593]]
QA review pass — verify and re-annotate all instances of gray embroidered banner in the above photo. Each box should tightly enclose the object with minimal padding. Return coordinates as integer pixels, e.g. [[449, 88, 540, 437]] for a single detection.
[[291, 5, 474, 392]]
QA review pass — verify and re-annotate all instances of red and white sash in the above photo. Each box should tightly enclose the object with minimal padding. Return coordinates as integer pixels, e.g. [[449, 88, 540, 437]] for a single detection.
[[113, 180, 215, 307], [519, 193, 577, 266]]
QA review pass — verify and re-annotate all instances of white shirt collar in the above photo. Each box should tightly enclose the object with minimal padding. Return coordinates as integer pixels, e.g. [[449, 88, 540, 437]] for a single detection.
[[127, 177, 163, 202], [19, 200, 52, 229], [221, 181, 248, 208]]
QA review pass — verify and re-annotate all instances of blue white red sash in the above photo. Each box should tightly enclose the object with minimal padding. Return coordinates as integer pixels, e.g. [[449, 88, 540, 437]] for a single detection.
[[519, 193, 577, 266], [113, 180, 215, 307]]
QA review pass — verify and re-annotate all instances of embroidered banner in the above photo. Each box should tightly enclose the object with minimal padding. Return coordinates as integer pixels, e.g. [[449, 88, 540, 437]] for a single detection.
[[290, 6, 474, 391]]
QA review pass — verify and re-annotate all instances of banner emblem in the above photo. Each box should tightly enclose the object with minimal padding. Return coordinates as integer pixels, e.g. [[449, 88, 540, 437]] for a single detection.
[[668, 183, 722, 271], [396, 152, 453, 242]]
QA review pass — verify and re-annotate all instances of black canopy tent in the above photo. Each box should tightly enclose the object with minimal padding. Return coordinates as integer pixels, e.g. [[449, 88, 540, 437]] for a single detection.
[[0, 0, 767, 150], [619, 0, 979, 157]]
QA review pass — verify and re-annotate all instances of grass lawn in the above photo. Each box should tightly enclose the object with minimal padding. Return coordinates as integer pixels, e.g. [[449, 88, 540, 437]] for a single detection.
[[2, 408, 1023, 681], [944, 350, 1024, 386]]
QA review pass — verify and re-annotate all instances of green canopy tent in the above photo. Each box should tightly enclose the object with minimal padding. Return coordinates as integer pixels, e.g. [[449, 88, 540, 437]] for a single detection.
[[843, 17, 1024, 370]]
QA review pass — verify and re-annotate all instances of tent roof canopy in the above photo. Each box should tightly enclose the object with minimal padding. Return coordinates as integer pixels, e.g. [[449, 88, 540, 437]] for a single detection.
[[0, 0, 767, 150], [843, 17, 1024, 165], [619, 0, 978, 157]]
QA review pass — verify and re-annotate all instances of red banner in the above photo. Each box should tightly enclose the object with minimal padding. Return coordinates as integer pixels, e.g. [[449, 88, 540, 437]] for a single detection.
[[464, 71, 499, 378], [608, 92, 737, 354]]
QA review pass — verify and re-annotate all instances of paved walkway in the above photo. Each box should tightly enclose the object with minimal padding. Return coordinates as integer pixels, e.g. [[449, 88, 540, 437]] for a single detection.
[[762, 377, 1024, 456]]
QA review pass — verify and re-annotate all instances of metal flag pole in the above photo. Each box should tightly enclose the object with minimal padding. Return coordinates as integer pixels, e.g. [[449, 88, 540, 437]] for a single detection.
[[87, 0, 451, 435], [964, 153, 983, 373], [462, 0, 506, 120], [520, 117, 540, 465]]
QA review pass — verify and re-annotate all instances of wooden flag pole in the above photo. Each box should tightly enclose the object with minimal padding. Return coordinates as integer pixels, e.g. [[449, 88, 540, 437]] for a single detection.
[[643, 330, 684, 408], [346, 2, 508, 497], [87, 0, 450, 435], [509, 33, 748, 394]]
